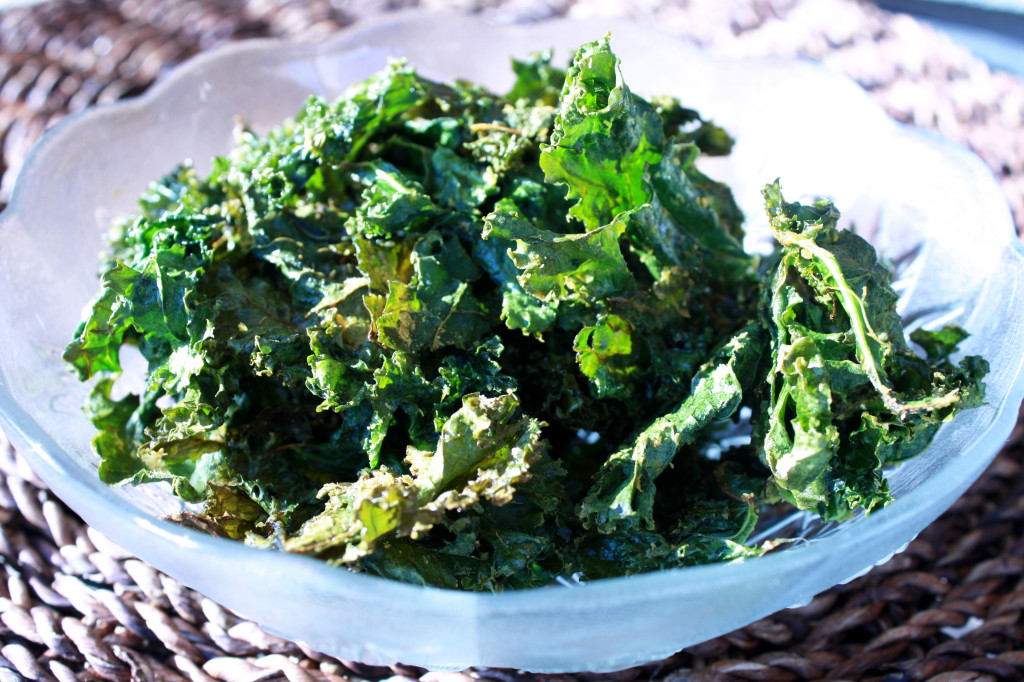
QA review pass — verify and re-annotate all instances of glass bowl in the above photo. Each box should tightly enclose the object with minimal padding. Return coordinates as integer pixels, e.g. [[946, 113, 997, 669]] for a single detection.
[[1, 11, 1023, 673]]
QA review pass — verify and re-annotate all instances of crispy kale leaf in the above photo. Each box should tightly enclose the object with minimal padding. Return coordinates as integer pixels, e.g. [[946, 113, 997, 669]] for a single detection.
[[65, 37, 987, 591], [280, 393, 545, 559], [579, 324, 764, 532], [753, 181, 988, 521]]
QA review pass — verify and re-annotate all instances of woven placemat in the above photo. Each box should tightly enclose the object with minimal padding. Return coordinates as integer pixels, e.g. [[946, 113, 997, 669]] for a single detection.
[[1, 1, 1023, 680]]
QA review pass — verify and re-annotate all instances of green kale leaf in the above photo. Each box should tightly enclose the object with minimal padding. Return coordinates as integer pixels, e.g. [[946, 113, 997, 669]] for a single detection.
[[64, 37, 988, 591], [754, 180, 988, 521]]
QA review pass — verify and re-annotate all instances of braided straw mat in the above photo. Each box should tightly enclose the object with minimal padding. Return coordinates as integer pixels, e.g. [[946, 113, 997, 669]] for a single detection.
[[2, 1, 1024, 680]]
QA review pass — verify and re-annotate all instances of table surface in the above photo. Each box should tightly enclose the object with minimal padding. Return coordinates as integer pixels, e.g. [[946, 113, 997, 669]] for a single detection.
[[875, 0, 1024, 76], [1, 1, 1024, 681]]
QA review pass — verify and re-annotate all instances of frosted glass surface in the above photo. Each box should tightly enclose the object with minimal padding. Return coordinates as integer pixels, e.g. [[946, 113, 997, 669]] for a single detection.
[[1, 12, 1023, 672]]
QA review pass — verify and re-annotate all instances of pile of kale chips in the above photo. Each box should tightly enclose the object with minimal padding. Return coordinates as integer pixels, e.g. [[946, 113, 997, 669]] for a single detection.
[[65, 37, 987, 590]]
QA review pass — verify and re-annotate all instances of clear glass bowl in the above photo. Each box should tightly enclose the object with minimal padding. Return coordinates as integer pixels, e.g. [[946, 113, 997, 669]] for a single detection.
[[1, 12, 1023, 673]]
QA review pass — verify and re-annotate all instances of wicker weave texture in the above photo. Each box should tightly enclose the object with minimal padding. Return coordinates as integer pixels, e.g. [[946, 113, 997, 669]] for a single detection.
[[1, 1, 1024, 680]]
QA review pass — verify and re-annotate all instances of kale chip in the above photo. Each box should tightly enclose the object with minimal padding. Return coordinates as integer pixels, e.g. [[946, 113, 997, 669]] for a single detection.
[[65, 38, 987, 590]]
